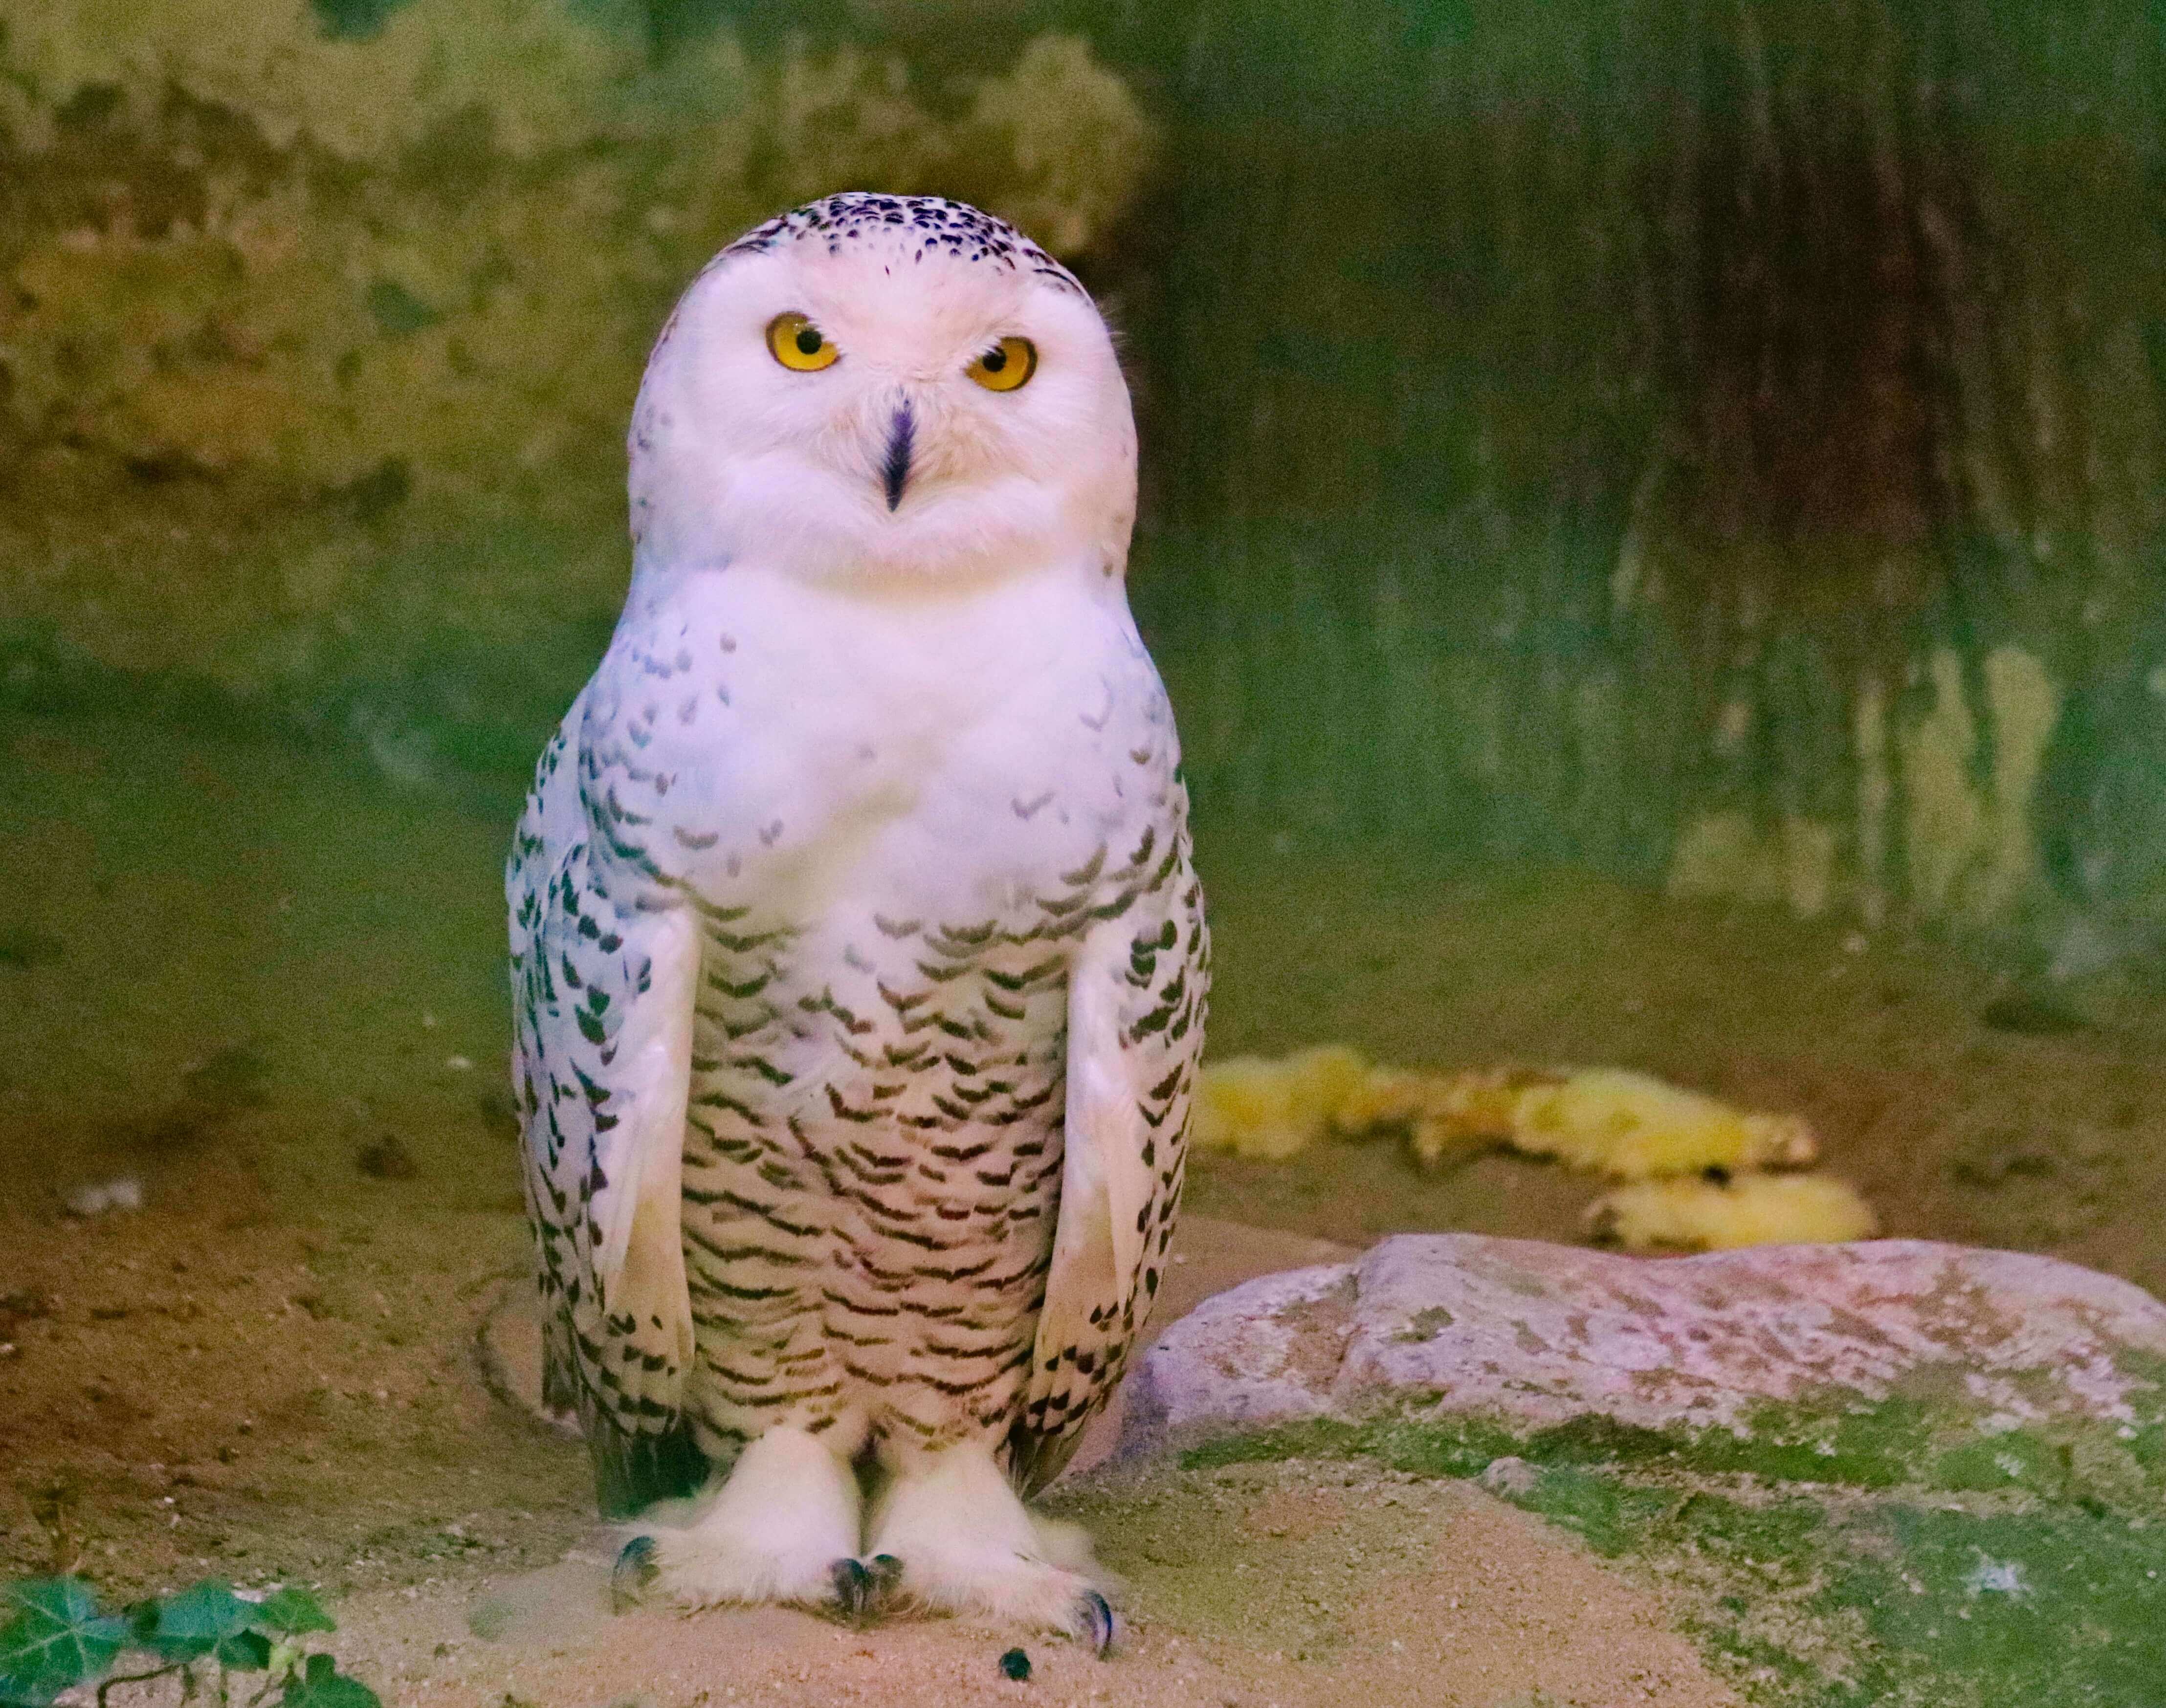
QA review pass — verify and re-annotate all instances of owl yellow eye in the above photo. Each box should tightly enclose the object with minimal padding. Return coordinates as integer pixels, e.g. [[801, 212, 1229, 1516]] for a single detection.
[[767, 312, 839, 372], [966, 336, 1037, 392]]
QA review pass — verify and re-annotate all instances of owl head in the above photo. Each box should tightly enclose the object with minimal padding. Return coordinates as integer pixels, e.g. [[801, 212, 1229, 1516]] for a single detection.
[[628, 194, 1136, 585]]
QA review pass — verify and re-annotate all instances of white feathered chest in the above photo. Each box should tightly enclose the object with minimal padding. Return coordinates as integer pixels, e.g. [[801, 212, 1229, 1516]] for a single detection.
[[510, 559, 1206, 1510]]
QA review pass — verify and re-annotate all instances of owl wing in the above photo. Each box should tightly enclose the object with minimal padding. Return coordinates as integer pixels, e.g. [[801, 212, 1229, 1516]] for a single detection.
[[1008, 827, 1208, 1494], [509, 717, 707, 1517]]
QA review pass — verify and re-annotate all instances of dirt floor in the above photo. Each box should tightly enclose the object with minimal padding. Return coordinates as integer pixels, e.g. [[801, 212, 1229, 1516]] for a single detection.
[[3, 709, 2164, 1706], [299, 1459, 1746, 1708]]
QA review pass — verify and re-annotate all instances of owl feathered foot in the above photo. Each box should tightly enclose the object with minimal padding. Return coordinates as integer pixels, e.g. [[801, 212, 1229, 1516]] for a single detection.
[[618, 1533, 896, 1625], [866, 1441, 1119, 1654], [626, 1425, 866, 1612], [612, 1430, 1116, 1652]]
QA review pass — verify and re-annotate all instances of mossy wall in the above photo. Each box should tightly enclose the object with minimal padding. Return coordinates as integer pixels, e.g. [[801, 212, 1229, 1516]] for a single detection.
[[0, 0, 1151, 753], [1111, 0, 2166, 982], [4, 0, 2163, 978]]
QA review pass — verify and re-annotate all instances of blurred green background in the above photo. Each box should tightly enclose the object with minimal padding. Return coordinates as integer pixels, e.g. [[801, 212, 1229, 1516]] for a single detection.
[[3, 0, 2163, 979]]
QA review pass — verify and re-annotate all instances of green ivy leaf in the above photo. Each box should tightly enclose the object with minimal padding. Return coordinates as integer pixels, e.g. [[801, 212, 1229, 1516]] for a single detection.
[[216, 1628, 275, 1671], [281, 1652, 380, 1708], [0, 1578, 129, 1706], [142, 1581, 253, 1661], [254, 1588, 337, 1636], [123, 1599, 161, 1646]]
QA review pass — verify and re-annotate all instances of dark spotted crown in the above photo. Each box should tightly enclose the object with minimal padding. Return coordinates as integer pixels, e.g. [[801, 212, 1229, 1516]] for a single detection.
[[721, 193, 1082, 294]]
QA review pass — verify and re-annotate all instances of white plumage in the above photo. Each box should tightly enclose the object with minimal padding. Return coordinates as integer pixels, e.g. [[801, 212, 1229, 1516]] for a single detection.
[[507, 195, 1206, 1643]]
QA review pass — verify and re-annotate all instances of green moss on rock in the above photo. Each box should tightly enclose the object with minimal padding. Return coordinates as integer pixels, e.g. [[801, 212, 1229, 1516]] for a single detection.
[[1146, 1377, 2166, 1705]]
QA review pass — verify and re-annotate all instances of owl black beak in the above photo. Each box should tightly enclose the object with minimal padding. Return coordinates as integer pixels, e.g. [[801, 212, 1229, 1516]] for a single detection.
[[881, 402, 914, 512]]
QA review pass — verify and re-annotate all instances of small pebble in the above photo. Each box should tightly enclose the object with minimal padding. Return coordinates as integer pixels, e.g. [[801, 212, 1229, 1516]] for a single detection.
[[1478, 1455, 1541, 1498], [998, 1647, 1031, 1682], [1968, 1558, 2026, 1596], [65, 1176, 144, 1217]]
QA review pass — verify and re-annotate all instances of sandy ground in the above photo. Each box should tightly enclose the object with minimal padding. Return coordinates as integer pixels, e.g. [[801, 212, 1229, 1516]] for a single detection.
[[4, 710, 2164, 1705], [310, 1219, 1739, 1708], [305, 1465, 1742, 1708]]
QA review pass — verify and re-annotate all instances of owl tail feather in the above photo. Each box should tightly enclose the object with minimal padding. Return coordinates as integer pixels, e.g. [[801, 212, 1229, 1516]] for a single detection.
[[544, 1313, 710, 1516], [587, 1405, 710, 1519]]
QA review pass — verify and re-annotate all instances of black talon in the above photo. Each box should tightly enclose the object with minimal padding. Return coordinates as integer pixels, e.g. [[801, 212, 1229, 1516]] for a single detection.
[[1078, 1589, 1117, 1658], [831, 1556, 876, 1620], [612, 1535, 659, 1613], [866, 1554, 905, 1600]]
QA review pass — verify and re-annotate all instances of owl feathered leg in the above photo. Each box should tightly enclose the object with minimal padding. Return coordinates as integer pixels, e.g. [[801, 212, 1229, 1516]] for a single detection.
[[636, 1425, 865, 1610], [863, 1442, 1116, 1650]]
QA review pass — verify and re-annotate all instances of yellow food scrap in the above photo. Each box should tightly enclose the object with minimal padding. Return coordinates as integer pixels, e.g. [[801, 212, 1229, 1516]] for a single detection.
[[1193, 1045, 1371, 1160], [1284, 1044, 1374, 1135], [1509, 1068, 1817, 1181], [1337, 1064, 1552, 1168], [1193, 1049, 1824, 1198], [1585, 1173, 1878, 1252], [1192, 1056, 1294, 1157]]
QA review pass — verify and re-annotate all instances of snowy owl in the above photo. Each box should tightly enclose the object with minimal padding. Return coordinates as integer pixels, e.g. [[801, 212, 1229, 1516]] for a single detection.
[[507, 194, 1207, 1648]]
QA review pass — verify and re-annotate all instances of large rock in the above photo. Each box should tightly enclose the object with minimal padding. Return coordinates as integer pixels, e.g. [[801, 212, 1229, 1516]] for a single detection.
[[1116, 1234, 2166, 1458]]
